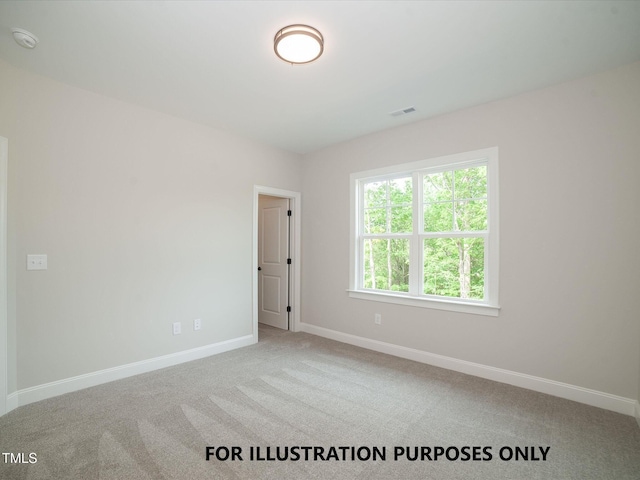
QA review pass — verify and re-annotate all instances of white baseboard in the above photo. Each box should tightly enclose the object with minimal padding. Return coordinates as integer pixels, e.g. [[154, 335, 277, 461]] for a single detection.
[[299, 322, 637, 417], [6, 390, 18, 413], [9, 334, 256, 410]]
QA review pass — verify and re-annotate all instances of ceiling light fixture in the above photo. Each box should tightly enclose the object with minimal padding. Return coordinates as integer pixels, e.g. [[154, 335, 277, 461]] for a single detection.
[[274, 24, 323, 65], [11, 28, 39, 49]]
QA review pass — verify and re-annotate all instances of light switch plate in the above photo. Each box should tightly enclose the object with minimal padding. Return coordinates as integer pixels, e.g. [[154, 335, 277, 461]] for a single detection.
[[27, 254, 47, 270]]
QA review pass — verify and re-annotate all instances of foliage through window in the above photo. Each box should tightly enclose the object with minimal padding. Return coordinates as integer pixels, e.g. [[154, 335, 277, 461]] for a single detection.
[[350, 148, 499, 315], [363, 177, 412, 292]]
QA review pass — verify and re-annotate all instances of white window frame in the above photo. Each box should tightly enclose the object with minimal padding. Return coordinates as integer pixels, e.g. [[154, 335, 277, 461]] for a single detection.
[[348, 147, 500, 317]]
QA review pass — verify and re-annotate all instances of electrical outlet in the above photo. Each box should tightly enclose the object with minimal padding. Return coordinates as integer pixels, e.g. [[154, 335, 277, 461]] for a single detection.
[[173, 322, 181, 335], [27, 254, 48, 271], [374, 313, 382, 325], [194, 318, 201, 331]]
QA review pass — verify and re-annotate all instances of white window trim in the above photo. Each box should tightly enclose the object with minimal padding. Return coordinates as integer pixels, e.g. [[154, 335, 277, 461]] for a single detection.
[[349, 147, 500, 317]]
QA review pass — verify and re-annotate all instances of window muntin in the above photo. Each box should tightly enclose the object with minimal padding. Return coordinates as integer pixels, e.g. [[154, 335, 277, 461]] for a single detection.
[[363, 177, 412, 234], [351, 148, 499, 315], [423, 166, 487, 233]]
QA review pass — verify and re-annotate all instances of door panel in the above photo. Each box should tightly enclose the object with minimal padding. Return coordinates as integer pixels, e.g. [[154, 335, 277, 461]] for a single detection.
[[258, 195, 289, 329], [261, 275, 281, 314], [262, 207, 282, 264]]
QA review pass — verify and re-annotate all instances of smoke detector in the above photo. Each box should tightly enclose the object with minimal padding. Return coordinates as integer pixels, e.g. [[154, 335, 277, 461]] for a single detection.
[[12, 28, 39, 49]]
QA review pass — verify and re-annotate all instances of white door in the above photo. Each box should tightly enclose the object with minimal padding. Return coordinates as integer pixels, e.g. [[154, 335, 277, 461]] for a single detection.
[[258, 195, 290, 330]]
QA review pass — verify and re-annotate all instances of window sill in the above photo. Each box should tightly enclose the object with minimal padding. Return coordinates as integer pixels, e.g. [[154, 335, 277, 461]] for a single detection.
[[347, 290, 500, 317]]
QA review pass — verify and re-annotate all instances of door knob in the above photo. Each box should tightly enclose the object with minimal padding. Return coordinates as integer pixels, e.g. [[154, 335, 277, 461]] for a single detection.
[[258, 267, 262, 271]]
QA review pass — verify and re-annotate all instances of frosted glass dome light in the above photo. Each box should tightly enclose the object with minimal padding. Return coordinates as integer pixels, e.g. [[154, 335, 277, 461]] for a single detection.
[[274, 25, 323, 64]]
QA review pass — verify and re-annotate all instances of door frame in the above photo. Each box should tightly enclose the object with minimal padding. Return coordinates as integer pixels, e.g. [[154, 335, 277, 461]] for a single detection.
[[253, 186, 301, 336], [0, 137, 8, 416]]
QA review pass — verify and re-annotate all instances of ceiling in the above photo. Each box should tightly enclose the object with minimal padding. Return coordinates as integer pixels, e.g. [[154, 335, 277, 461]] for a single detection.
[[1, 1, 640, 154]]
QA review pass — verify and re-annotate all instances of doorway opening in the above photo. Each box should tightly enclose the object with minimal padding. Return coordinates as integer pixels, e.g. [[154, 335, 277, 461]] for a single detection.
[[258, 195, 290, 330], [252, 186, 301, 340]]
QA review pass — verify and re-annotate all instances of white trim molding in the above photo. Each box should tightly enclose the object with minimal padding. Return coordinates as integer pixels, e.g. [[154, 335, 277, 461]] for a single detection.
[[0, 136, 7, 417], [347, 289, 500, 316], [9, 334, 255, 409], [253, 185, 302, 333], [299, 322, 637, 417], [349, 147, 499, 315]]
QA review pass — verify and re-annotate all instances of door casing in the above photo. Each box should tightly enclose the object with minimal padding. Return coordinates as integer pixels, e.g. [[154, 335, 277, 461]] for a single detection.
[[253, 186, 301, 337], [0, 137, 8, 416]]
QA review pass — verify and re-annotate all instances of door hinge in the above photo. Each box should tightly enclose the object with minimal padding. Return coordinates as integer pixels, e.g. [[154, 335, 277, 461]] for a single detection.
[[287, 210, 292, 216], [286, 306, 291, 313], [287, 258, 292, 265]]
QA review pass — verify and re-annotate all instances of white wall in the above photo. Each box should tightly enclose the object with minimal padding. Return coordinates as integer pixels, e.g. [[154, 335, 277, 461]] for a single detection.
[[302, 62, 640, 401], [2, 55, 639, 413], [0, 59, 302, 393]]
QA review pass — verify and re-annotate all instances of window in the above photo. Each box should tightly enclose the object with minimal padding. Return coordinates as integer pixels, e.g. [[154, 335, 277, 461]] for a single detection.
[[349, 147, 499, 316]]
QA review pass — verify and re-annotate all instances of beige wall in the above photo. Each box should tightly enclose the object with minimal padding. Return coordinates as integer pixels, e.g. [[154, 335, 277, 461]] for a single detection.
[[2, 56, 640, 406], [302, 62, 640, 400], [0, 59, 302, 392]]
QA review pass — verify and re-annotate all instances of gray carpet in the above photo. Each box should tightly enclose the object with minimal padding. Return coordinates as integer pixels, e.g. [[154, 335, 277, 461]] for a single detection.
[[1, 324, 639, 479]]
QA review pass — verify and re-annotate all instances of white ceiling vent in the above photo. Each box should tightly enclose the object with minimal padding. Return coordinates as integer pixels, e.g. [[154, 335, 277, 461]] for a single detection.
[[389, 106, 416, 117]]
